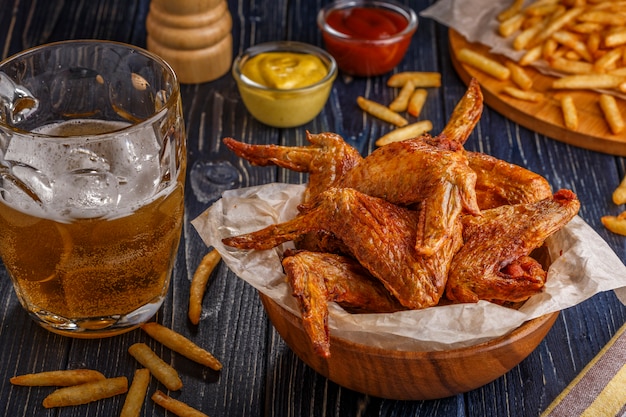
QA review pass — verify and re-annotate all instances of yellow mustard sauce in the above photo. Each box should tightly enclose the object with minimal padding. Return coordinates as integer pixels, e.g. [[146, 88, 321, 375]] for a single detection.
[[242, 52, 328, 89]]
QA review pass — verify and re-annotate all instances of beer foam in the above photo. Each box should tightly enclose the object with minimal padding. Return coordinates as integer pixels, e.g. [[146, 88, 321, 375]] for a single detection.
[[1, 119, 176, 221]]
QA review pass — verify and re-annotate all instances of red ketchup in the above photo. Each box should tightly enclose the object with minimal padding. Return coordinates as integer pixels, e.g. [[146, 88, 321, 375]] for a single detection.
[[320, 5, 415, 76]]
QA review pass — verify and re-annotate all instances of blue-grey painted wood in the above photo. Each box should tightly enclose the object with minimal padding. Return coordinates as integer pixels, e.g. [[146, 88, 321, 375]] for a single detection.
[[1, 0, 625, 416]]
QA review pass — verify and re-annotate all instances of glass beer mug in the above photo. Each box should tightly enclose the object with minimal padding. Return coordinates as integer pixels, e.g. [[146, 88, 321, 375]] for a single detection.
[[0, 40, 186, 337]]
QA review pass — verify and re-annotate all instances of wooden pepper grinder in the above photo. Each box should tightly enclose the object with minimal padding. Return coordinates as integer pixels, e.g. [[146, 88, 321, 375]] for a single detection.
[[146, 0, 233, 84]]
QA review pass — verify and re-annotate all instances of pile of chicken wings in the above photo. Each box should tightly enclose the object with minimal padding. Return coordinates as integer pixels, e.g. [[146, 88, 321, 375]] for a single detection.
[[221, 79, 580, 358]]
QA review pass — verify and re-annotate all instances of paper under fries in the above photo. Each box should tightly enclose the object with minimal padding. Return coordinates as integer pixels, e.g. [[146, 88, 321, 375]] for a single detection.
[[357, 96, 408, 127], [128, 343, 183, 391], [141, 322, 223, 371], [152, 390, 209, 417], [10, 369, 105, 386], [119, 368, 151, 417], [189, 249, 222, 325], [375, 120, 433, 147], [42, 376, 128, 408]]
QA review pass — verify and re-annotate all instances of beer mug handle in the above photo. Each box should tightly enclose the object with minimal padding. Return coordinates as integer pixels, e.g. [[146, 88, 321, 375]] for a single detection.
[[0, 72, 39, 125]]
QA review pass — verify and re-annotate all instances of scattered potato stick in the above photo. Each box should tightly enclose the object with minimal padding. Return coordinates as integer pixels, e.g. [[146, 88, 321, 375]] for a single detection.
[[151, 390, 209, 417], [357, 96, 408, 127], [375, 120, 433, 147], [386, 71, 441, 88], [119, 368, 151, 417], [128, 343, 183, 391], [42, 376, 128, 408], [189, 249, 222, 325], [599, 94, 625, 134], [407, 88, 428, 118], [601, 212, 626, 236], [141, 322, 222, 371], [612, 176, 626, 205], [501, 86, 544, 102], [457, 48, 511, 80], [552, 74, 626, 89], [506, 61, 533, 90], [560, 95, 579, 130], [388, 80, 415, 113], [10, 369, 105, 387]]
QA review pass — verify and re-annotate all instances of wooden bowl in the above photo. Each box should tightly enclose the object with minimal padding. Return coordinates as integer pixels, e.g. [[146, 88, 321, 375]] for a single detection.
[[260, 292, 559, 400]]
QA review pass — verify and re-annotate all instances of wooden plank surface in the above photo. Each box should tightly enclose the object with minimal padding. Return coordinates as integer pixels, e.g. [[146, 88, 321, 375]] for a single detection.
[[0, 0, 625, 416]]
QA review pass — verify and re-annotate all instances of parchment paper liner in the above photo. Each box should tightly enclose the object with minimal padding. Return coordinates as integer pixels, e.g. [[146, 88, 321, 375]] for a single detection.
[[192, 183, 626, 352]]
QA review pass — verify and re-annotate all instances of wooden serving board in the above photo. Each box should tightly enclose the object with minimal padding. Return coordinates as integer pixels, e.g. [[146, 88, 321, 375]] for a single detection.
[[449, 29, 626, 156]]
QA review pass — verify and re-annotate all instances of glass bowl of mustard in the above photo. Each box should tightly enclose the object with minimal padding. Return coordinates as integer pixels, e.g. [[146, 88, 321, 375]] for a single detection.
[[317, 0, 418, 77], [232, 41, 338, 128]]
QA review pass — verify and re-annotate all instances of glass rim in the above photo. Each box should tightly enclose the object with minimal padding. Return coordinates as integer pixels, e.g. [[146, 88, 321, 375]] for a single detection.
[[0, 39, 181, 140]]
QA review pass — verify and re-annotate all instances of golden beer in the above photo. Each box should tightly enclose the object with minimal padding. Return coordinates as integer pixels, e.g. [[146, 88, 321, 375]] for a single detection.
[[0, 40, 186, 337]]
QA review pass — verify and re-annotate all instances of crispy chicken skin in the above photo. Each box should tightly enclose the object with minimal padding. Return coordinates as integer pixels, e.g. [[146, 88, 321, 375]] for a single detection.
[[338, 138, 479, 257], [438, 78, 483, 147], [466, 151, 553, 209], [283, 250, 404, 358], [446, 189, 580, 304], [223, 187, 463, 310], [223, 132, 363, 203]]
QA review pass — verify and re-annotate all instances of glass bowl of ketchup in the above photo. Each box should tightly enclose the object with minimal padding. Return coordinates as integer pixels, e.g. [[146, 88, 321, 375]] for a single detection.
[[317, 0, 417, 77]]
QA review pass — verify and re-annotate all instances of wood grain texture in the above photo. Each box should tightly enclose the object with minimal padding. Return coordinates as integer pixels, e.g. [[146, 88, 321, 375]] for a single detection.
[[449, 29, 626, 156], [0, 0, 625, 416]]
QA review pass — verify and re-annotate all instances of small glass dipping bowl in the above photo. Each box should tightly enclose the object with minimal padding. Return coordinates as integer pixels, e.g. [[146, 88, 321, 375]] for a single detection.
[[232, 41, 337, 128], [317, 0, 418, 77]]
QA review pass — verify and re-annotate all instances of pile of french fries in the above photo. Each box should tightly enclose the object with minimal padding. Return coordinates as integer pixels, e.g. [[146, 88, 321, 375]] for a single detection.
[[457, 0, 626, 134], [355, 71, 441, 146], [9, 250, 224, 416]]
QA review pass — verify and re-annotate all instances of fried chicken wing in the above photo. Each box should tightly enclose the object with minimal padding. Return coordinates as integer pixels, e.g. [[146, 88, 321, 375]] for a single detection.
[[437, 78, 483, 147], [223, 131, 363, 202], [467, 151, 553, 209], [446, 189, 580, 304], [223, 187, 463, 309], [338, 138, 479, 256], [283, 250, 404, 358]]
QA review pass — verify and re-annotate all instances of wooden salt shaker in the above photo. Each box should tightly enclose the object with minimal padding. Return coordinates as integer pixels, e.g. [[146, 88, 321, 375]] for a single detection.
[[146, 0, 233, 84]]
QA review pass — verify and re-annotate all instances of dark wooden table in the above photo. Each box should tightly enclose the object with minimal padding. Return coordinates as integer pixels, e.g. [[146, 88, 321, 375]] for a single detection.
[[1, 0, 626, 416]]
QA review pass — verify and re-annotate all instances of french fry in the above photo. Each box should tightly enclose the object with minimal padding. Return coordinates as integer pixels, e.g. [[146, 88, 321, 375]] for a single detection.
[[141, 322, 222, 371], [548, 57, 594, 74], [498, 0, 524, 21], [601, 212, 626, 236], [599, 94, 625, 134], [501, 86, 544, 102], [550, 30, 592, 62], [526, 7, 584, 48], [612, 175, 626, 205], [519, 45, 543, 66], [605, 29, 626, 48], [128, 343, 183, 391], [593, 47, 624, 73], [407, 88, 428, 117], [10, 369, 105, 387], [578, 11, 626, 26], [119, 368, 151, 417], [456, 48, 511, 80], [560, 95, 579, 130], [499, 13, 525, 37], [357, 96, 408, 127], [151, 390, 209, 417], [552, 74, 626, 89], [506, 61, 533, 90], [42, 376, 128, 408], [389, 80, 415, 113], [386, 72, 441, 88], [375, 120, 433, 147], [189, 249, 222, 325]]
